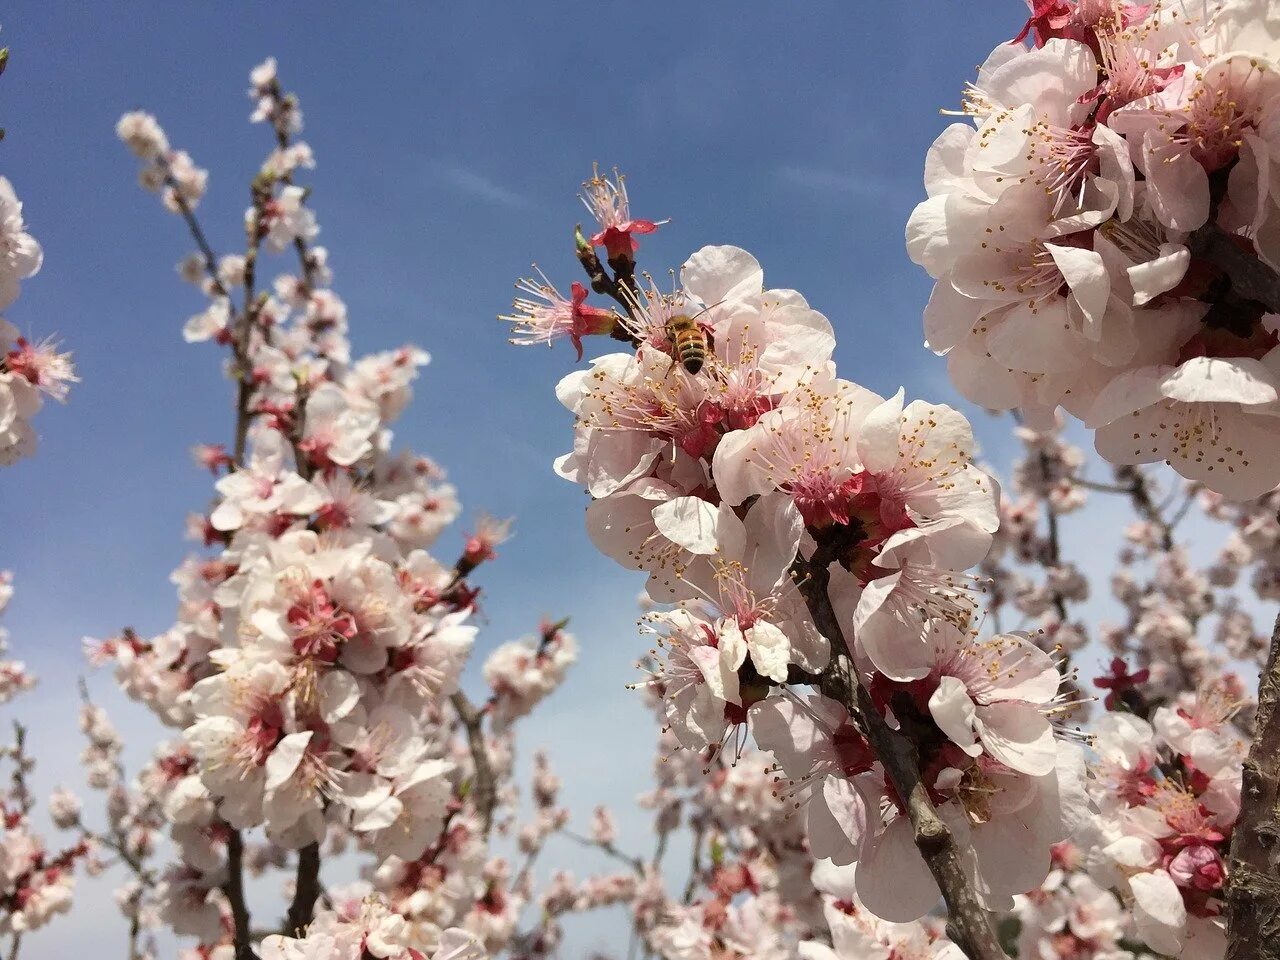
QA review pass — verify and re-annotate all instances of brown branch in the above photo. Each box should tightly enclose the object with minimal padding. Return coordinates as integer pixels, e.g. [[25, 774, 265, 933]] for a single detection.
[[158, 155, 262, 469], [1188, 222, 1280, 314], [262, 79, 321, 292], [1117, 466, 1175, 552], [1039, 474, 1070, 623], [559, 829, 645, 875], [451, 691, 497, 834], [222, 828, 254, 960], [1226, 605, 1280, 960], [574, 226, 642, 346], [234, 182, 268, 468], [1070, 476, 1134, 495], [284, 842, 322, 935], [8, 723, 32, 816], [796, 556, 1008, 960], [159, 165, 230, 301], [126, 914, 142, 960], [682, 821, 705, 905]]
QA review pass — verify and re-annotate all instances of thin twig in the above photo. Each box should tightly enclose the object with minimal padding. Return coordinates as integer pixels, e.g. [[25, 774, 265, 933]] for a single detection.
[[450, 692, 497, 834], [559, 829, 645, 875], [159, 165, 230, 300], [284, 842, 322, 935], [1118, 466, 1175, 552], [222, 828, 254, 960], [1070, 476, 1133, 495], [682, 821, 705, 905]]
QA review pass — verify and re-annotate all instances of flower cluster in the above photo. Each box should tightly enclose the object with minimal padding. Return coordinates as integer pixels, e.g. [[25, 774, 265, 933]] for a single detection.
[[111, 89, 477, 857], [0, 684, 90, 943], [0, 77, 85, 951], [0, 175, 75, 466], [0, 728, 86, 940], [508, 168, 1087, 925], [1073, 675, 1244, 958], [261, 896, 487, 960], [909, 0, 1280, 499], [0, 574, 34, 704], [78, 60, 576, 958]]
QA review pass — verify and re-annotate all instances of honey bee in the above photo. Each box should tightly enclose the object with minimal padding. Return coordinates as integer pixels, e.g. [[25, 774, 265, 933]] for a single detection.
[[662, 302, 718, 376]]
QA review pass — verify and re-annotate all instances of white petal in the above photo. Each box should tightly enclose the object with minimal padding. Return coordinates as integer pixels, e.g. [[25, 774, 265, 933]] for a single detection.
[[651, 496, 724, 555], [680, 245, 763, 305], [265, 732, 313, 790], [1046, 243, 1109, 338], [855, 818, 940, 922], [1160, 356, 1280, 406], [928, 676, 980, 756], [1129, 243, 1190, 306], [745, 621, 791, 684], [1143, 130, 1210, 232], [975, 702, 1057, 776], [1130, 870, 1187, 955]]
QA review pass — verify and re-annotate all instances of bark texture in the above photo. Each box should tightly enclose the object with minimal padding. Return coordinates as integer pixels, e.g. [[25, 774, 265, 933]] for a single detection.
[[1226, 608, 1280, 960]]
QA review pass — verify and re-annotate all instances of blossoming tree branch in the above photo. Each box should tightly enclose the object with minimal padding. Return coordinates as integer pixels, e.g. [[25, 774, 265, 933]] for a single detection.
[[1, 2, 1280, 960]]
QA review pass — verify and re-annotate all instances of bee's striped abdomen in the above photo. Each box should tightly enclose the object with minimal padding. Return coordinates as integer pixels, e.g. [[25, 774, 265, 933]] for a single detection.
[[666, 315, 708, 375]]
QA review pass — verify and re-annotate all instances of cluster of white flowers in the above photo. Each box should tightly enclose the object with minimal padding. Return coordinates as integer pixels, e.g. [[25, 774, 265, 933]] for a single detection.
[[76, 60, 577, 958], [0, 639, 86, 941], [261, 896, 486, 960], [509, 170, 1091, 926], [1077, 686, 1242, 957], [0, 91, 86, 949], [0, 175, 74, 466], [0, 574, 34, 704], [909, 0, 1280, 499]]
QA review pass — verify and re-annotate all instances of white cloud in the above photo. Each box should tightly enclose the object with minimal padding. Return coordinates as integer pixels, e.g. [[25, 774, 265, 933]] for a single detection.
[[432, 160, 529, 209], [775, 163, 908, 203]]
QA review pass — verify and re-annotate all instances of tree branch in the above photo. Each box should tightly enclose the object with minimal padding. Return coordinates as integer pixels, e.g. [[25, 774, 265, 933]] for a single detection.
[[222, 828, 254, 960], [1117, 465, 1175, 552], [1188, 222, 1280, 314], [1226, 605, 1280, 960], [451, 691, 497, 834], [159, 165, 230, 300], [682, 821, 705, 905], [574, 226, 643, 346], [559, 829, 645, 875], [796, 556, 1008, 960], [284, 842, 322, 935]]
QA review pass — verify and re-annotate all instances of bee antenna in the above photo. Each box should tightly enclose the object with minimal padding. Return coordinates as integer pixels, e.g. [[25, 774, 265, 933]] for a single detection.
[[688, 299, 725, 325]]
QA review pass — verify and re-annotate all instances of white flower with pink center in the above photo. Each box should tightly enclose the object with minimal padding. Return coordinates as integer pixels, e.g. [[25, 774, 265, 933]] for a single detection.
[[750, 693, 879, 867], [660, 493, 827, 681], [210, 431, 324, 532], [299, 383, 381, 471], [635, 607, 743, 752], [919, 624, 1067, 776]]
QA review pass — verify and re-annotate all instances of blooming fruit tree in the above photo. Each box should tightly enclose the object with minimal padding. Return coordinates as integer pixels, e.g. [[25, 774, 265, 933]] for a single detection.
[[2, 4, 1280, 960]]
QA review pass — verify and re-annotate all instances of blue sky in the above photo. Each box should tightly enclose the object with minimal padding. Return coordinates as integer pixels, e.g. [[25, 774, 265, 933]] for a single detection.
[[0, 1, 1196, 956]]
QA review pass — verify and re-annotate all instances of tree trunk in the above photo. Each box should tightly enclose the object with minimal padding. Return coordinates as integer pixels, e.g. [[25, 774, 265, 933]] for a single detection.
[[1226, 608, 1280, 960]]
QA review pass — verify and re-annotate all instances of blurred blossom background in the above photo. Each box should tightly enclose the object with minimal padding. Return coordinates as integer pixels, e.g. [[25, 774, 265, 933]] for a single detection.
[[0, 1, 1239, 954]]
